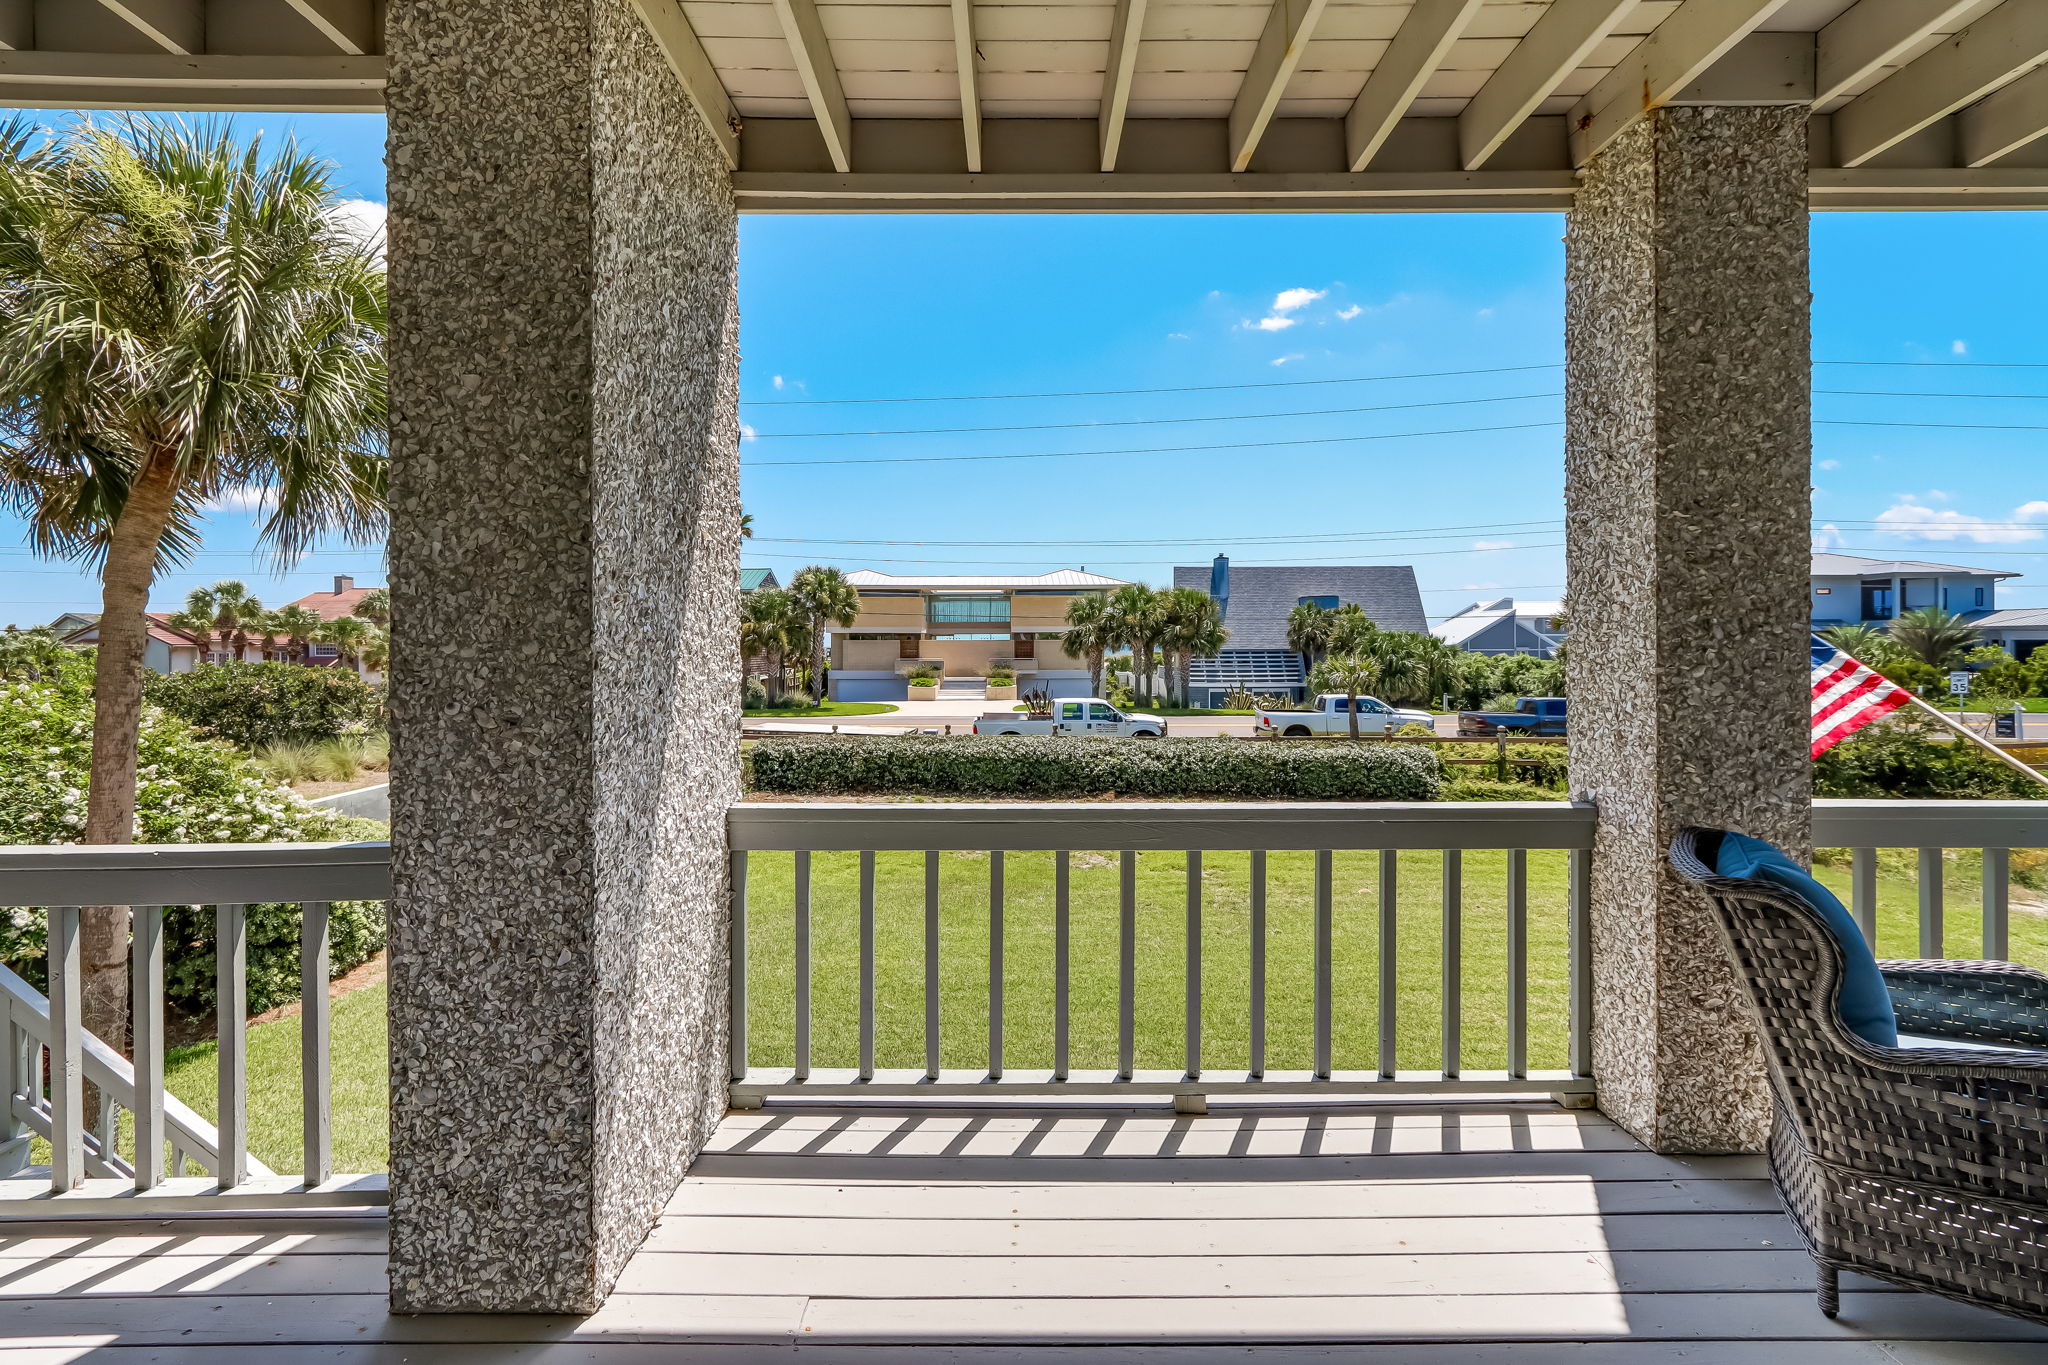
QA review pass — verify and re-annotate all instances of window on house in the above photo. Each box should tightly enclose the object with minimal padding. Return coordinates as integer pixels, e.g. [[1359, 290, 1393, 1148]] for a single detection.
[[928, 594, 1009, 623], [1298, 595, 1340, 610], [1859, 581, 1894, 619], [1901, 578, 1938, 611], [309, 643, 338, 658]]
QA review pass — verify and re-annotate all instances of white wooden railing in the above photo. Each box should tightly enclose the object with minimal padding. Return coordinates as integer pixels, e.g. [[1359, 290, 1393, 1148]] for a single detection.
[[0, 842, 388, 1210], [1813, 800, 2048, 958]]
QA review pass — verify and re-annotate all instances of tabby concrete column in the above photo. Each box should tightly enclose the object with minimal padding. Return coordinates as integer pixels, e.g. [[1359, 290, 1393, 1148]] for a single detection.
[[383, 0, 741, 1312], [1565, 105, 1811, 1155]]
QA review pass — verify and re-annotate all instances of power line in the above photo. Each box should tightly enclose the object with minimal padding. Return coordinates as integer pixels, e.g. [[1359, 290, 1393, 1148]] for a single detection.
[[752, 519, 1564, 549], [1817, 419, 2048, 432], [1818, 389, 2048, 400], [741, 363, 1563, 407], [737, 542, 1564, 568]]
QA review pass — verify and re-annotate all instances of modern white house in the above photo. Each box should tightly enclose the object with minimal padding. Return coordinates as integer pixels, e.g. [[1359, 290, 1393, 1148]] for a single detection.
[[1977, 607, 2048, 662], [1810, 552, 2015, 628], [1432, 597, 1566, 657]]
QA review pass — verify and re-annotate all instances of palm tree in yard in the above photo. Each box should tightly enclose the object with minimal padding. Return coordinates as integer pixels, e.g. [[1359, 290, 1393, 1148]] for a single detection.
[[1158, 586, 1227, 708], [1061, 593, 1118, 698], [1820, 623, 1894, 665], [1889, 606, 1981, 673], [0, 118, 385, 1045], [187, 579, 263, 662], [317, 614, 372, 673], [351, 587, 390, 630], [357, 624, 389, 678], [787, 566, 860, 702], [1108, 584, 1164, 705], [1286, 600, 1334, 672], [740, 588, 806, 704], [1310, 652, 1385, 741], [270, 604, 324, 665]]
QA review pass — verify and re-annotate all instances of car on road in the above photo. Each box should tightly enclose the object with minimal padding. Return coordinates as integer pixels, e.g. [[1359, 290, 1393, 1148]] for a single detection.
[[1254, 694, 1434, 738], [973, 698, 1168, 738], [1457, 696, 1568, 736]]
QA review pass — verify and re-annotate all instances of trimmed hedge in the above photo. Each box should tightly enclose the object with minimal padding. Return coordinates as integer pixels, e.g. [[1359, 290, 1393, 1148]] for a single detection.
[[750, 735, 1443, 800]]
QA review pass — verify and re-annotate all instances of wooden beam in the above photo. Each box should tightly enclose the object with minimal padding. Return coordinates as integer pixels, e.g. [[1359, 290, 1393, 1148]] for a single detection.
[[1098, 0, 1147, 172], [628, 0, 742, 170], [1567, 0, 1794, 166], [0, 51, 383, 91], [1959, 62, 2048, 167], [1814, 0, 1978, 106], [1833, 1, 2048, 167], [952, 0, 981, 173], [1349, 0, 1485, 172], [1227, 0, 1329, 173], [281, 0, 377, 56], [1459, 0, 1631, 170], [92, 0, 201, 55], [0, 1, 28, 52], [771, 0, 853, 173]]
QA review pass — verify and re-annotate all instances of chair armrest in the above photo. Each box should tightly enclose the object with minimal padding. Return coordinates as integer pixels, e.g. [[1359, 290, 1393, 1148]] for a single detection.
[[1879, 960, 2048, 1048]]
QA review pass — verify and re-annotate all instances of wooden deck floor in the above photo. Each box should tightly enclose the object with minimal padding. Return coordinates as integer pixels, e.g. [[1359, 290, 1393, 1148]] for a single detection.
[[1, 1101, 2045, 1361]]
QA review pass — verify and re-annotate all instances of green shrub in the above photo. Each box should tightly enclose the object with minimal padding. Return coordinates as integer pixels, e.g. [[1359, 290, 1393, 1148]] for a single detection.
[[906, 671, 938, 686], [0, 677, 387, 1017], [742, 677, 769, 710], [987, 670, 1016, 687], [749, 735, 1443, 800], [144, 661, 382, 750], [1441, 778, 1561, 802], [1813, 712, 2048, 801]]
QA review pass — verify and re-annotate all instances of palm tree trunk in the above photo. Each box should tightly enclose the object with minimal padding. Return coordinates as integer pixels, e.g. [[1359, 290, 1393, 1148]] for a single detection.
[[1347, 689, 1361, 741], [1089, 648, 1104, 698], [81, 451, 179, 1052]]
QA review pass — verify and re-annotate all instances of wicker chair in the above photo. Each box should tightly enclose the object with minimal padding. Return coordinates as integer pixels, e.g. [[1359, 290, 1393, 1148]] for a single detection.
[[1670, 826, 2048, 1326]]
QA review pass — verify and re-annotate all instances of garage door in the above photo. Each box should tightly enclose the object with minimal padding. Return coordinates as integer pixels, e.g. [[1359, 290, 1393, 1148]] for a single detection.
[[834, 677, 907, 703]]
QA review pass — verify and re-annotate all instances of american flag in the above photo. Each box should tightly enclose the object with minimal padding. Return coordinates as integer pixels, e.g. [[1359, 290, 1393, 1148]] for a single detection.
[[1810, 634, 1912, 758]]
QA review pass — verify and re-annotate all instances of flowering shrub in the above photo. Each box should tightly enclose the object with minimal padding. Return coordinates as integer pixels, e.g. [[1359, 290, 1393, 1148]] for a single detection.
[[0, 677, 385, 1016], [143, 661, 382, 751]]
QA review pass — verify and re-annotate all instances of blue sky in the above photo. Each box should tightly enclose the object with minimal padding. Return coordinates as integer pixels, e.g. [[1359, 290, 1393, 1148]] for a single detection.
[[2, 110, 2044, 627]]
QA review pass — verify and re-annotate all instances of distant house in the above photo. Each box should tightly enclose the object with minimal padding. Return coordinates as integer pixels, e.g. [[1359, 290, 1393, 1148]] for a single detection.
[[1976, 608, 2048, 662], [285, 574, 382, 670], [49, 612, 205, 674], [1170, 558, 1428, 706], [1432, 598, 1564, 658], [1810, 552, 2014, 628], [740, 567, 780, 594]]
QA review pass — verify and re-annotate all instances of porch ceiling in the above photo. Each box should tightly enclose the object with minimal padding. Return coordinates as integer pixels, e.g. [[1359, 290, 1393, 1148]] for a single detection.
[[13, 0, 2048, 208]]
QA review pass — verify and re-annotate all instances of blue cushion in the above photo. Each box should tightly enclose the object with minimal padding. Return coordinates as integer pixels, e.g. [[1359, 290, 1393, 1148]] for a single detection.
[[1714, 831, 1898, 1048]]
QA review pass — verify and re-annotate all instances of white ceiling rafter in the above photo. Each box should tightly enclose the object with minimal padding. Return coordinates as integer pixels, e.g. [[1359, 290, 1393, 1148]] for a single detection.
[[1813, 0, 1980, 107], [1347, 0, 1486, 173], [952, 0, 981, 173], [1958, 63, 2048, 168], [1832, 1, 2048, 168], [1227, 0, 1330, 173], [93, 0, 200, 55], [1459, 0, 1630, 170], [1567, 0, 1796, 167], [281, 0, 376, 55], [769, 0, 854, 172], [1098, 0, 1147, 173]]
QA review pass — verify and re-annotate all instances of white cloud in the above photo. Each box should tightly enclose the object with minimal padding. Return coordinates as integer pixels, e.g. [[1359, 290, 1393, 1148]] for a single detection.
[[1812, 524, 1844, 549], [1952, 339, 1968, 356], [210, 485, 272, 513], [1271, 353, 1305, 367], [772, 375, 785, 390], [1272, 287, 1326, 314], [330, 198, 386, 258], [1873, 496, 2048, 543], [1335, 305, 1363, 321], [1475, 307, 1494, 319], [1248, 315, 1297, 332], [1459, 582, 1503, 592], [1472, 539, 1515, 551], [1817, 459, 1840, 471], [1166, 331, 1191, 340], [741, 422, 758, 442]]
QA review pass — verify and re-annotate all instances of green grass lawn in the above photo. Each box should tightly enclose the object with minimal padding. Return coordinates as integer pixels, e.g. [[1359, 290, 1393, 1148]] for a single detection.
[[745, 701, 900, 718], [125, 846, 2045, 1177]]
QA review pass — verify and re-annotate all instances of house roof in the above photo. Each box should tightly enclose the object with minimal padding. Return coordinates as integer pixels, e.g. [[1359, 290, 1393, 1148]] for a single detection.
[[846, 570, 1129, 590], [288, 584, 382, 622], [1977, 608, 2048, 630], [1171, 564, 1427, 651], [1431, 598, 1564, 649], [56, 612, 205, 650], [1811, 552, 2019, 581], [740, 567, 779, 592]]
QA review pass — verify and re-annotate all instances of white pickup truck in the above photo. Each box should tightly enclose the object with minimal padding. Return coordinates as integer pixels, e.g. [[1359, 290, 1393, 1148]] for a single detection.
[[973, 698, 1168, 738], [1255, 694, 1434, 739]]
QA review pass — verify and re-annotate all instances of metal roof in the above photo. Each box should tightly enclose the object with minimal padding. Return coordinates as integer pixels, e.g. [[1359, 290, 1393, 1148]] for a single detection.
[[845, 569, 1130, 589], [1432, 596, 1563, 648], [1810, 552, 2021, 580], [1977, 608, 2048, 629], [1172, 563, 1427, 649], [740, 567, 780, 592], [20, 2, 2048, 213]]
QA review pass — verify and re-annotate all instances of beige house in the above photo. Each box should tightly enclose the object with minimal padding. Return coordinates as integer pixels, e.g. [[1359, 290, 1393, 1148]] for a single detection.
[[829, 569, 1126, 701]]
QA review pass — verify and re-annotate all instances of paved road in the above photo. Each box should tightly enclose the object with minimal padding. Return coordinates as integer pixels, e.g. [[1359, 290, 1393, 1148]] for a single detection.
[[749, 708, 1466, 739]]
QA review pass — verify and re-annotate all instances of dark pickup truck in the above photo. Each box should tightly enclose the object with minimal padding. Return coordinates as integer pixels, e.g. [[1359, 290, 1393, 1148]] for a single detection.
[[1458, 696, 1568, 737]]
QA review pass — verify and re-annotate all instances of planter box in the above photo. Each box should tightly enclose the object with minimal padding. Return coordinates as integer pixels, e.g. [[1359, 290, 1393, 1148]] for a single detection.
[[985, 685, 1018, 700], [907, 684, 939, 701]]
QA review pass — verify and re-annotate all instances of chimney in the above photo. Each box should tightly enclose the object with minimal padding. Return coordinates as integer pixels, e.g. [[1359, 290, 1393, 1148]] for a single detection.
[[334, 574, 354, 593], [1209, 554, 1230, 620]]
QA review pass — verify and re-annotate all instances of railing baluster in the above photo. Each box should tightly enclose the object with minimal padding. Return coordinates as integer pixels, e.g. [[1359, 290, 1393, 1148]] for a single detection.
[[216, 903, 248, 1191], [859, 851, 876, 1081], [300, 901, 332, 1188], [1186, 851, 1202, 1079], [1054, 851, 1070, 1082], [1851, 847, 1877, 947], [988, 851, 1004, 1080], [1314, 850, 1333, 1080], [729, 851, 748, 1084], [1378, 850, 1398, 1081], [1119, 850, 1137, 1081], [1918, 847, 1944, 958], [1249, 850, 1267, 1079], [0, 1020, 29, 1178], [131, 904, 165, 1191], [48, 906, 81, 1193], [1568, 848, 1592, 1079], [793, 851, 811, 1082], [925, 850, 941, 1080], [1983, 846, 2010, 960], [1442, 850, 1461, 1079], [1506, 849, 1527, 1080]]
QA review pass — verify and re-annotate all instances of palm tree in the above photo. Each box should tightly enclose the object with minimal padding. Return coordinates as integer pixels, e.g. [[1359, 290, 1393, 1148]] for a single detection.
[[1889, 606, 1981, 673], [316, 614, 372, 674], [270, 604, 324, 665], [741, 588, 805, 704], [1310, 652, 1385, 740], [787, 565, 860, 701], [351, 587, 390, 630], [1286, 601, 1334, 672], [1061, 593, 1117, 698], [164, 596, 219, 662], [357, 624, 390, 678], [195, 579, 263, 662], [0, 117, 385, 1044], [1157, 586, 1227, 707], [740, 511, 753, 540], [251, 607, 284, 662], [1107, 583, 1164, 705], [1820, 622, 1894, 667]]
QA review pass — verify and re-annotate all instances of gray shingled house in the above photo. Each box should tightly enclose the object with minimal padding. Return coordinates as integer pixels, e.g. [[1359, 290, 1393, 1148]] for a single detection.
[[1170, 557, 1428, 705]]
